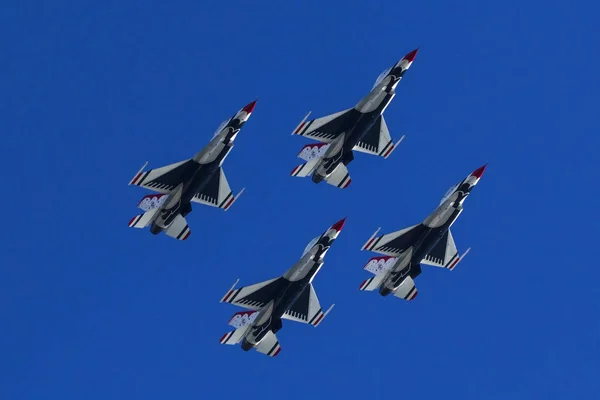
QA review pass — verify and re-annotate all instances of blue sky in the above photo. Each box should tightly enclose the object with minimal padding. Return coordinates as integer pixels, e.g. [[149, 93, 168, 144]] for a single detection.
[[1, 1, 599, 399]]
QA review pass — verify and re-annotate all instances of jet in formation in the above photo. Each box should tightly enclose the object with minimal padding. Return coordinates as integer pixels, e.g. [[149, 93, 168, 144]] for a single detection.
[[127, 100, 256, 240], [218, 218, 345, 356], [358, 165, 486, 300], [290, 48, 418, 189]]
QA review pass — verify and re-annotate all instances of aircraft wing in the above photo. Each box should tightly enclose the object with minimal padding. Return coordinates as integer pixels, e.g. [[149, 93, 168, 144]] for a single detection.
[[362, 224, 428, 256], [220, 278, 287, 311], [191, 167, 244, 211], [282, 284, 334, 327], [129, 159, 195, 194], [421, 230, 471, 271], [353, 116, 403, 159], [292, 109, 355, 143]]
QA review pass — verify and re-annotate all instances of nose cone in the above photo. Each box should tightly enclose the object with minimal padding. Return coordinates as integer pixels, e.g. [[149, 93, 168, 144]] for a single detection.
[[241, 99, 257, 114], [330, 217, 347, 233], [471, 163, 487, 179], [402, 47, 419, 62]]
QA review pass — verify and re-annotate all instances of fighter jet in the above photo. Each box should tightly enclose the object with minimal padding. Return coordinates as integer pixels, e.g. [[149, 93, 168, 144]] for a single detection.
[[218, 218, 345, 357], [359, 165, 486, 300], [127, 100, 256, 240], [289, 48, 418, 188]]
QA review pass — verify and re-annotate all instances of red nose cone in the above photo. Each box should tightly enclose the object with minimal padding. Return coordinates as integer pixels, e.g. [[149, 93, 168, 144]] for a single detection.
[[241, 100, 257, 114], [330, 217, 347, 232], [471, 164, 487, 178], [403, 47, 419, 62]]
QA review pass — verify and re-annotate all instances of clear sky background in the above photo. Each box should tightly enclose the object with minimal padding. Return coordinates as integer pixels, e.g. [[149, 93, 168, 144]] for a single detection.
[[1, 1, 599, 399]]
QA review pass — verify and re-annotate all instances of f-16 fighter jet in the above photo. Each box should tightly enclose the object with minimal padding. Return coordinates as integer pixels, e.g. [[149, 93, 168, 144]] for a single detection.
[[290, 48, 418, 188], [127, 100, 256, 240], [359, 165, 486, 300], [218, 218, 345, 357]]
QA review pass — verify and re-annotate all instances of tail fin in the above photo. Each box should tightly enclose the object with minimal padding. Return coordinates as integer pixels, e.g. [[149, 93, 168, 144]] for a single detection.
[[128, 208, 159, 228], [164, 214, 191, 240]]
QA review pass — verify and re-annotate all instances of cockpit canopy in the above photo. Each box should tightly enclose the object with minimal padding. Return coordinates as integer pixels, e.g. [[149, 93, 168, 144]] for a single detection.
[[372, 67, 391, 89], [439, 183, 459, 205], [212, 119, 228, 137], [302, 236, 319, 256]]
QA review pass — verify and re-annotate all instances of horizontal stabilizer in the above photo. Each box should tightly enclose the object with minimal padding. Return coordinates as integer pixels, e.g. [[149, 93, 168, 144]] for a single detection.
[[363, 255, 397, 275], [256, 331, 281, 357], [359, 274, 386, 291], [128, 208, 159, 229], [393, 276, 418, 301], [219, 326, 248, 345], [164, 214, 191, 240], [297, 142, 330, 161], [291, 158, 320, 178], [324, 163, 351, 189]]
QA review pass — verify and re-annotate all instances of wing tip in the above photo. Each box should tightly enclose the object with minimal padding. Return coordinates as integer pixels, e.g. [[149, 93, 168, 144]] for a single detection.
[[222, 188, 245, 211], [448, 247, 471, 270], [292, 111, 312, 135], [129, 161, 149, 185], [361, 227, 381, 251], [383, 135, 406, 159], [220, 279, 240, 303]]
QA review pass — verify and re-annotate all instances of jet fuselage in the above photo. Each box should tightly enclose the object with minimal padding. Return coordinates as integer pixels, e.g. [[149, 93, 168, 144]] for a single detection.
[[149, 118, 243, 234], [312, 63, 408, 182], [241, 226, 339, 350], [379, 176, 480, 296]]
